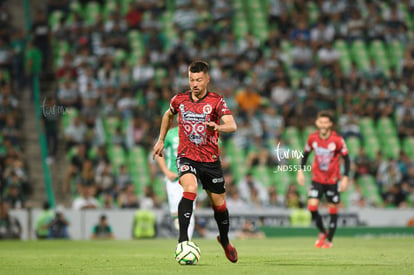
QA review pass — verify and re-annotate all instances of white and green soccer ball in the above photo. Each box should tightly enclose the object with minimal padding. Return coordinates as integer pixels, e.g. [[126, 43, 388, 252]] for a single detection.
[[175, 241, 201, 265]]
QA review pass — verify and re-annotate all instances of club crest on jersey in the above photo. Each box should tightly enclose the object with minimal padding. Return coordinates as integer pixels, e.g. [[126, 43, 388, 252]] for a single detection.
[[180, 165, 190, 172], [203, 104, 212, 114], [328, 142, 336, 151]]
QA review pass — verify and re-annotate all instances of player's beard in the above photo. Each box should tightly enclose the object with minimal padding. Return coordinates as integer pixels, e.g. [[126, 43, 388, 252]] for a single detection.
[[320, 127, 331, 137], [192, 87, 206, 98]]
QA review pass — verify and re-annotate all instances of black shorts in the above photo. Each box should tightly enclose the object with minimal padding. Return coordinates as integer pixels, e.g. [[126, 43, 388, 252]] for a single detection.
[[176, 157, 225, 194], [308, 181, 340, 204]]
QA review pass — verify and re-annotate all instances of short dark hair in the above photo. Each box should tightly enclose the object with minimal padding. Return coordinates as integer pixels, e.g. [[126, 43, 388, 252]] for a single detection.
[[317, 110, 334, 122], [188, 60, 209, 74]]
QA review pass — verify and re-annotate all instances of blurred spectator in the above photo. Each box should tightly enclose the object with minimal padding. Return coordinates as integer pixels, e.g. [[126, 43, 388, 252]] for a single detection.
[[64, 115, 87, 150], [24, 40, 42, 97], [398, 111, 414, 139], [132, 208, 156, 239], [117, 183, 139, 208], [125, 2, 142, 29], [348, 183, 367, 208], [91, 214, 114, 239], [237, 172, 269, 207], [266, 185, 284, 207], [339, 108, 362, 141], [140, 185, 160, 209], [48, 207, 70, 239], [41, 97, 59, 164], [35, 201, 54, 239], [46, 0, 70, 17], [354, 148, 372, 179], [377, 159, 403, 197], [235, 85, 262, 115], [3, 183, 24, 209], [0, 38, 11, 71], [95, 162, 115, 196], [346, 9, 365, 42], [72, 185, 99, 210], [226, 183, 249, 212], [0, 201, 21, 239], [383, 184, 407, 208], [31, 9, 50, 72], [291, 39, 313, 72], [285, 183, 303, 209], [236, 220, 266, 240]]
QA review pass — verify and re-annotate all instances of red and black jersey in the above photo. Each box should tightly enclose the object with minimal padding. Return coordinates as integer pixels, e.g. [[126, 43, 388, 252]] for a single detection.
[[169, 90, 231, 163], [304, 130, 348, 184]]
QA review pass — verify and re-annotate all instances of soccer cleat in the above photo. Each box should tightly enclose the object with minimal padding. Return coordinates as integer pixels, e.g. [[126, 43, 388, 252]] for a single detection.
[[217, 236, 238, 263], [315, 232, 328, 248], [321, 240, 333, 248]]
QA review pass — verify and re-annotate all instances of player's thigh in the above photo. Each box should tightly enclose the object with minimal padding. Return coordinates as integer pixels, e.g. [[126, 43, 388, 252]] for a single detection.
[[324, 183, 340, 205], [198, 161, 226, 195], [166, 179, 183, 213], [177, 158, 198, 193], [308, 181, 323, 206]]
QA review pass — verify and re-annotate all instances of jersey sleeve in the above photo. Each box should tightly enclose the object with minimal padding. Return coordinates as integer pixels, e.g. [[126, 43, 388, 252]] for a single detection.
[[339, 137, 348, 156], [304, 135, 313, 153], [216, 97, 231, 117], [169, 95, 179, 115]]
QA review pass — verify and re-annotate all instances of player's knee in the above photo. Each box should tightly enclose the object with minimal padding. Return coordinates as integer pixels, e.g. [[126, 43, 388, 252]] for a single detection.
[[308, 204, 318, 212], [212, 201, 227, 213], [328, 206, 338, 214]]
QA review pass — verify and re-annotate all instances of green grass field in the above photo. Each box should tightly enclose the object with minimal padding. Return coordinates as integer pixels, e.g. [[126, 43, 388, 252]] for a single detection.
[[1, 237, 413, 275]]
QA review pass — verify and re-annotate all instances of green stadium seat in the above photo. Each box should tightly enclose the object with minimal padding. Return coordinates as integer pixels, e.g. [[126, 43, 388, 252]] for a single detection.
[[388, 40, 404, 68], [346, 136, 361, 160], [403, 137, 414, 160], [49, 10, 63, 30], [252, 165, 272, 187], [358, 174, 382, 206]]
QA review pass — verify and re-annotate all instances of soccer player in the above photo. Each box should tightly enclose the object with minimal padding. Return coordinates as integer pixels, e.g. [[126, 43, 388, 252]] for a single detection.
[[297, 111, 350, 248], [153, 60, 238, 263], [156, 123, 195, 239]]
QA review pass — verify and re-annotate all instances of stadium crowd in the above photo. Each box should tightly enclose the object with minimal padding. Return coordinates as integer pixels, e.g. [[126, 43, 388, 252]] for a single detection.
[[2, 0, 414, 214], [0, 1, 31, 210]]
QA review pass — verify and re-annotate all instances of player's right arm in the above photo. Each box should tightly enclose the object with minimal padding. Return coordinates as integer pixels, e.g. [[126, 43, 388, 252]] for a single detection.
[[297, 136, 313, 186], [152, 109, 175, 159], [156, 155, 178, 181]]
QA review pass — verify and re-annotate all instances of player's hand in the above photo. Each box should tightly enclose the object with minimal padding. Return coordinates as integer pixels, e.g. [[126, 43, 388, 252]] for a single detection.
[[340, 176, 348, 192], [204, 121, 220, 131], [297, 169, 305, 186], [152, 139, 164, 160], [166, 170, 178, 181]]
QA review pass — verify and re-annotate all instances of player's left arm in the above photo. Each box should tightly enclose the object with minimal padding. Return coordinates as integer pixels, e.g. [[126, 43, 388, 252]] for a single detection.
[[340, 138, 350, 192]]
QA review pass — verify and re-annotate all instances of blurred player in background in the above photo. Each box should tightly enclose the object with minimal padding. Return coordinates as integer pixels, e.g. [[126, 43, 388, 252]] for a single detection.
[[297, 111, 350, 248], [153, 60, 238, 263], [156, 121, 195, 239]]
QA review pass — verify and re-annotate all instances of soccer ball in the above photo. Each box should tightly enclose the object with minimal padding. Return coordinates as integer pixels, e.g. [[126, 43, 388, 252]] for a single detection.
[[175, 241, 201, 265]]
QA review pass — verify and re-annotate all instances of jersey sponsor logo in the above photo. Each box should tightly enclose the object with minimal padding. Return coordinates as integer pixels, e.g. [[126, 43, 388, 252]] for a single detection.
[[203, 104, 212, 114], [326, 190, 335, 196], [179, 104, 208, 145], [314, 147, 334, 171], [212, 177, 224, 183]]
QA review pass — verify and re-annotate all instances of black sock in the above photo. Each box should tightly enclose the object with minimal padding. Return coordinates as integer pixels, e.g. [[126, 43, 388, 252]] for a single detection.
[[327, 214, 338, 242], [178, 197, 194, 243], [310, 211, 326, 234], [214, 208, 230, 246]]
